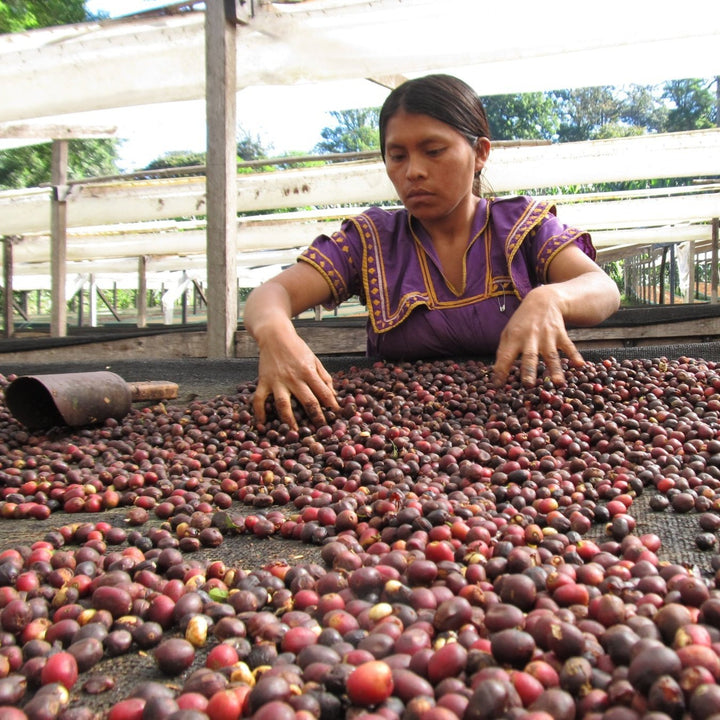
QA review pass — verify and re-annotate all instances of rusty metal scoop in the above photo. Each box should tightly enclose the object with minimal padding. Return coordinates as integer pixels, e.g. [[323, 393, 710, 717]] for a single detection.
[[5, 371, 179, 429]]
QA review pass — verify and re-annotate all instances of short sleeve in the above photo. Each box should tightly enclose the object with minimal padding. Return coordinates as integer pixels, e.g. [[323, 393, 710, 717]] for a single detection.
[[529, 206, 596, 284], [298, 218, 365, 307], [495, 197, 596, 298]]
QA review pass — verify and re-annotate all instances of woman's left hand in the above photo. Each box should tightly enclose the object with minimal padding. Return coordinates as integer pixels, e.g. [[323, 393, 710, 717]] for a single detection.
[[492, 284, 584, 387], [491, 244, 621, 387]]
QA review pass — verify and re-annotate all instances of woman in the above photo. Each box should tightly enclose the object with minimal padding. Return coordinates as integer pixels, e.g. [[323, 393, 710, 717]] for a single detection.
[[245, 74, 620, 429]]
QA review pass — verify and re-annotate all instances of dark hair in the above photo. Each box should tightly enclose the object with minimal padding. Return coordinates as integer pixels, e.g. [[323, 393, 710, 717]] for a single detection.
[[378, 74, 491, 161]]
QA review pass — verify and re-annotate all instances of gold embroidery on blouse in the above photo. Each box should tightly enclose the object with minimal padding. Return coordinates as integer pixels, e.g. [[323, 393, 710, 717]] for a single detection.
[[504, 199, 554, 266], [408, 216, 485, 299], [299, 246, 346, 304], [536, 228, 588, 282], [318, 201, 578, 335]]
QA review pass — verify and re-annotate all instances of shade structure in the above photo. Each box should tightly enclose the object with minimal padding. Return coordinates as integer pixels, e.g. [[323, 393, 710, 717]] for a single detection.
[[1, 0, 719, 340], [0, 0, 719, 131], [1, 130, 719, 236], [4, 182, 719, 280]]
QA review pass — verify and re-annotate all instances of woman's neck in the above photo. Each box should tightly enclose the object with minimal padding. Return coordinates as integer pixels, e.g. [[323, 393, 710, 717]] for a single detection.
[[418, 194, 480, 247]]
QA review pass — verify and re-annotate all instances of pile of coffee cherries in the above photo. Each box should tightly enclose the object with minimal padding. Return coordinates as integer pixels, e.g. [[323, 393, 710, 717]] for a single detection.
[[0, 355, 719, 720]]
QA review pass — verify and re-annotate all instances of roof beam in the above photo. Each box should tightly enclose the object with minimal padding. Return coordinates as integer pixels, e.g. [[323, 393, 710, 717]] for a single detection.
[[0, 123, 117, 152], [0, 1, 718, 124], [1, 130, 718, 236]]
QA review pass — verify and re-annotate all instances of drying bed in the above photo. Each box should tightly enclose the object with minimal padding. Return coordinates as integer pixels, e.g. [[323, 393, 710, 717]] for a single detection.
[[0, 346, 719, 719]]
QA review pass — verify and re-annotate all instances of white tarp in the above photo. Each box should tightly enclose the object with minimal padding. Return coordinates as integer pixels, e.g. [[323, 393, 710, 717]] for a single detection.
[[0, 0, 719, 131], [2, 130, 719, 236]]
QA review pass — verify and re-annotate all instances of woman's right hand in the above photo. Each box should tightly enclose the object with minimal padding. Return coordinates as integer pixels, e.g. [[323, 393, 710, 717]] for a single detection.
[[244, 263, 341, 430], [252, 330, 339, 430]]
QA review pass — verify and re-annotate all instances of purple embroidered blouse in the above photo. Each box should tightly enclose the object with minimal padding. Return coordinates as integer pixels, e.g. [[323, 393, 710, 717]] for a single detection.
[[299, 196, 596, 360]]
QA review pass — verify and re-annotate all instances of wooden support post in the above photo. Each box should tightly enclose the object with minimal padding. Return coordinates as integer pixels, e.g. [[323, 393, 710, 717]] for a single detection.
[[97, 287, 122, 322], [89, 275, 98, 327], [712, 218, 719, 304], [50, 139, 68, 337], [659, 247, 667, 305], [77, 287, 84, 327], [687, 240, 695, 303], [182, 272, 188, 325], [669, 244, 676, 305], [137, 256, 147, 328], [2, 236, 14, 338], [192, 279, 207, 307], [623, 257, 630, 300], [205, 0, 238, 357]]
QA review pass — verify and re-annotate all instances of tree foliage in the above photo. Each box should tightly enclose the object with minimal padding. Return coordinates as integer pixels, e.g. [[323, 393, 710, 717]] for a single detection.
[[237, 131, 269, 161], [0, 0, 86, 32], [663, 78, 717, 131], [482, 92, 558, 141], [143, 150, 206, 174], [0, 0, 121, 189], [0, 139, 118, 190], [314, 109, 380, 154], [309, 79, 717, 159]]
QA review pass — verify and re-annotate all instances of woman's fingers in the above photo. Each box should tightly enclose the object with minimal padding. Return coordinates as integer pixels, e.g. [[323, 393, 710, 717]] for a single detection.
[[495, 328, 585, 388], [315, 358, 341, 411], [538, 348, 563, 386], [251, 382, 270, 425], [252, 363, 339, 431], [492, 327, 522, 386], [519, 348, 540, 387], [273, 387, 303, 429], [557, 335, 585, 369]]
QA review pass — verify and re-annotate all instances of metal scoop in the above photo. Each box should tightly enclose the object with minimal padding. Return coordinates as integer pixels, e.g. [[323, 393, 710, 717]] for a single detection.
[[5, 371, 178, 429]]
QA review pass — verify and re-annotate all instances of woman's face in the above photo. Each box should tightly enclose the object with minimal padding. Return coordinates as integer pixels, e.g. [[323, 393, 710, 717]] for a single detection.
[[383, 109, 489, 224]]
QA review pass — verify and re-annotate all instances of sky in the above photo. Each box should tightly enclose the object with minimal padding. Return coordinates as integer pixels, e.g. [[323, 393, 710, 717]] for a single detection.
[[82, 0, 389, 171]]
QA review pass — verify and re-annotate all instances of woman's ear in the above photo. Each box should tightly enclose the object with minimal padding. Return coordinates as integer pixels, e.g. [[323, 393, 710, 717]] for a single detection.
[[474, 137, 491, 172]]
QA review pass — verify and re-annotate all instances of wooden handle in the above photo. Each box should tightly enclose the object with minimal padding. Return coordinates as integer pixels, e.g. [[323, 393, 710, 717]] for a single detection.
[[127, 381, 179, 402]]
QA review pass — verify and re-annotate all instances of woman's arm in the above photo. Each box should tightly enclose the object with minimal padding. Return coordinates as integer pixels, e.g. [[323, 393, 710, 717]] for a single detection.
[[493, 244, 620, 387], [244, 262, 341, 429]]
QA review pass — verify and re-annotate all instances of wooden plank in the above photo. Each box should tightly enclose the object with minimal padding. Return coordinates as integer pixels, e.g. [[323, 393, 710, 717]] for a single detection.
[[3, 314, 720, 366], [205, 1, 238, 358], [713, 218, 719, 304], [137, 256, 147, 328], [568, 317, 720, 343], [0, 123, 117, 149], [50, 140, 68, 338], [236, 316, 720, 358], [3, 134, 719, 237], [235, 325, 367, 358], [1, 1, 718, 124], [0, 331, 207, 365], [2, 236, 13, 338]]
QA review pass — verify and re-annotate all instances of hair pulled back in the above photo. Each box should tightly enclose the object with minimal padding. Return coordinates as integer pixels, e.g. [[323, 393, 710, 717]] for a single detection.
[[378, 74, 491, 195], [378, 74, 491, 160]]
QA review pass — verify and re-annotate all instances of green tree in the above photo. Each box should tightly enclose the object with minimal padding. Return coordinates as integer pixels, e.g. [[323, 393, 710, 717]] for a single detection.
[[143, 150, 206, 174], [663, 78, 717, 131], [140, 131, 281, 179], [0, 139, 118, 189], [0, 1, 120, 189], [618, 84, 668, 132], [237, 131, 269, 161], [0, 0, 86, 32], [552, 86, 621, 142], [314, 109, 380, 154], [481, 92, 559, 141]]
